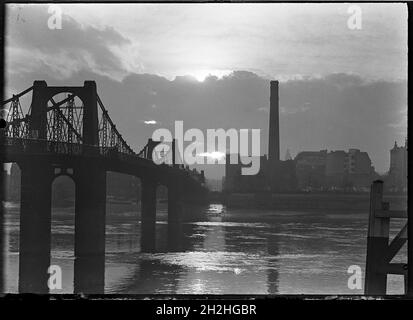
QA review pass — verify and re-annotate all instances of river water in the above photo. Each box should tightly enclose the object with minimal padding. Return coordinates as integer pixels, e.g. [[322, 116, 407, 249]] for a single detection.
[[3, 201, 407, 294]]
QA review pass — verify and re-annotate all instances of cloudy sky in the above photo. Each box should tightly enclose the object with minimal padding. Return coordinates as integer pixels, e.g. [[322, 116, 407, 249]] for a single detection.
[[4, 3, 407, 177]]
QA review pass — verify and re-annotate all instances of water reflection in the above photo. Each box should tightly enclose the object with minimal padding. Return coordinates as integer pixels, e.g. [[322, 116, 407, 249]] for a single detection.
[[108, 203, 280, 294], [267, 234, 279, 294], [4, 202, 407, 294]]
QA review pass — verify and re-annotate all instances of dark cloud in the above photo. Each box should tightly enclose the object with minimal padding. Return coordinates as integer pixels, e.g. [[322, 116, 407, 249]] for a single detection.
[[7, 5, 132, 78]]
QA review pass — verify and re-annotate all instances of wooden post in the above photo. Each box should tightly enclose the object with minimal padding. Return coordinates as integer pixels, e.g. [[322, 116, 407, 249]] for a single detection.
[[364, 180, 408, 295], [365, 180, 389, 295], [408, 137, 413, 297], [0, 158, 4, 293]]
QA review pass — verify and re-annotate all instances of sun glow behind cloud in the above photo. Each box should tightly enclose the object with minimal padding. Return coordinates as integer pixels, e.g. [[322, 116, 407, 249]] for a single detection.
[[198, 151, 226, 161], [6, 4, 407, 83], [189, 69, 233, 82]]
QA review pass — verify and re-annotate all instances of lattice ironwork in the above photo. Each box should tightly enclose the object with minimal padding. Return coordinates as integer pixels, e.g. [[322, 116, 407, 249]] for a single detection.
[[2, 86, 174, 162], [2, 87, 146, 159], [1, 85, 206, 184], [2, 95, 30, 139], [47, 95, 83, 145], [97, 95, 135, 156]]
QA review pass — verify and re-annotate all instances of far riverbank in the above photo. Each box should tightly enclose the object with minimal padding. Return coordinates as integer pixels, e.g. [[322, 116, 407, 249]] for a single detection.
[[219, 192, 407, 211]]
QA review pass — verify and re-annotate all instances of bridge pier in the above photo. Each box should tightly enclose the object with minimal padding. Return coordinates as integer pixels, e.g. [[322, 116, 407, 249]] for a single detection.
[[74, 162, 106, 294], [18, 160, 53, 293], [168, 182, 184, 251], [141, 178, 157, 253]]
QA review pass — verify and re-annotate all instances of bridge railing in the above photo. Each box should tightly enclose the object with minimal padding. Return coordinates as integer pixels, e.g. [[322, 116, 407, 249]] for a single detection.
[[1, 87, 206, 184], [0, 137, 157, 163], [1, 136, 206, 185]]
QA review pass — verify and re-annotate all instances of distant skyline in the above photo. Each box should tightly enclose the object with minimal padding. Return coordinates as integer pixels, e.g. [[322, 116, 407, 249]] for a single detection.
[[4, 3, 408, 177]]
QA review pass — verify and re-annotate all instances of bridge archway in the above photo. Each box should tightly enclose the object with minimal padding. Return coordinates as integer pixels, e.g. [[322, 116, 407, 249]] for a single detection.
[[105, 171, 140, 258], [153, 184, 168, 251], [50, 173, 76, 293]]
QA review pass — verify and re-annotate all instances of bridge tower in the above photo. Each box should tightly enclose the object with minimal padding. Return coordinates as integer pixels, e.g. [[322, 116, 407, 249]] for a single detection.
[[81, 81, 100, 146], [28, 80, 48, 140], [18, 81, 106, 293], [73, 81, 106, 294]]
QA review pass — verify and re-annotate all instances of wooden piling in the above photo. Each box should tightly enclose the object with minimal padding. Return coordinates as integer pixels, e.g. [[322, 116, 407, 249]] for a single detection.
[[365, 180, 408, 295]]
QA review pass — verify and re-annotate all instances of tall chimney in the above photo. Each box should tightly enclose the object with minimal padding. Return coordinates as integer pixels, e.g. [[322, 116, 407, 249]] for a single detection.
[[268, 80, 280, 163]]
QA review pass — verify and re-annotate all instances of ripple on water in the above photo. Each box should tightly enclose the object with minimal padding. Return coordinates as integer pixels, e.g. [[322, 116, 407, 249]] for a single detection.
[[190, 221, 270, 228]]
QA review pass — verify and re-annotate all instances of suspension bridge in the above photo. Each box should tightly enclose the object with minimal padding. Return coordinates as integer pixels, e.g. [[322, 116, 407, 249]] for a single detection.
[[0, 80, 208, 294]]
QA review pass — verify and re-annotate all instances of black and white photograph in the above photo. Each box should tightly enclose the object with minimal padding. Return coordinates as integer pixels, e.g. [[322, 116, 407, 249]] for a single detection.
[[0, 1, 410, 306]]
